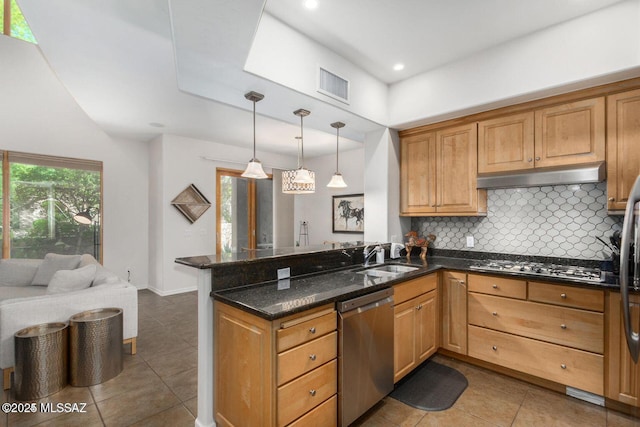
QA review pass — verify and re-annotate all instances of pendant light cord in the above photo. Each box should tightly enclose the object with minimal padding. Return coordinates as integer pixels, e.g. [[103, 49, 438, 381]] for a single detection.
[[335, 126, 339, 173], [252, 99, 256, 159], [299, 114, 305, 167]]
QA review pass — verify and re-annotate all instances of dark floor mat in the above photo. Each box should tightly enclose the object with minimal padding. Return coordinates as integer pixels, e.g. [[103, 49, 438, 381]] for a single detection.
[[389, 360, 468, 411]]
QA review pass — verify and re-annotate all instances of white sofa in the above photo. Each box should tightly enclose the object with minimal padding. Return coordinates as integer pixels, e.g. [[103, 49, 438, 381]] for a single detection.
[[0, 253, 138, 389]]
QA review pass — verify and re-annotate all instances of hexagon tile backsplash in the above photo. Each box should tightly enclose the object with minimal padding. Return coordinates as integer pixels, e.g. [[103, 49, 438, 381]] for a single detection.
[[412, 182, 624, 260]]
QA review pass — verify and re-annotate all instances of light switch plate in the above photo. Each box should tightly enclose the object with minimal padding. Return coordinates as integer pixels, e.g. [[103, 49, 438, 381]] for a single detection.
[[466, 236, 475, 248]]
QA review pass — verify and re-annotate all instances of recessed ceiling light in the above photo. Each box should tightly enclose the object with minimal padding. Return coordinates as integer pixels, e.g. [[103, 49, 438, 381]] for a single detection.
[[393, 63, 405, 71], [304, 0, 318, 10]]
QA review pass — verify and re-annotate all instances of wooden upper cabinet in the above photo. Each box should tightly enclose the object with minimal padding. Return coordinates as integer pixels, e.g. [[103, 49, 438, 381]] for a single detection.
[[436, 123, 480, 213], [534, 97, 605, 168], [478, 112, 535, 174], [399, 123, 486, 216], [478, 98, 605, 174], [607, 89, 640, 212], [400, 132, 436, 214]]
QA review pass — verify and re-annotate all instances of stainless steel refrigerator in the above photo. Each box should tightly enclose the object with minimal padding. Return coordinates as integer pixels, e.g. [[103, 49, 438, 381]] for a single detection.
[[621, 175, 640, 362]]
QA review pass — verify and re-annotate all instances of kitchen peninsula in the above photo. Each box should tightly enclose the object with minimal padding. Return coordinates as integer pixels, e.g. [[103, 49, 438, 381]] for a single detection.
[[176, 243, 624, 427]]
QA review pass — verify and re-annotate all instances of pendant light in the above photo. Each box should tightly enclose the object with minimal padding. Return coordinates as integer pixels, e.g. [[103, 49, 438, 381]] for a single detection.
[[241, 91, 268, 179], [292, 109, 315, 185], [327, 121, 347, 188], [282, 137, 316, 194]]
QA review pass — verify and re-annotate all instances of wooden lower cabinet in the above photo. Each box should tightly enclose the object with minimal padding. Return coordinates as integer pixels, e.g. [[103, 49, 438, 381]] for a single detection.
[[441, 271, 467, 354], [468, 293, 604, 353], [215, 302, 338, 427], [606, 291, 640, 407], [468, 325, 603, 395], [466, 274, 605, 397], [287, 395, 337, 427], [393, 274, 438, 382]]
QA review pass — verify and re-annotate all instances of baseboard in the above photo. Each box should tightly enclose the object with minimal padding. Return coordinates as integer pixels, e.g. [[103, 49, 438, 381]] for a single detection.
[[146, 285, 197, 296]]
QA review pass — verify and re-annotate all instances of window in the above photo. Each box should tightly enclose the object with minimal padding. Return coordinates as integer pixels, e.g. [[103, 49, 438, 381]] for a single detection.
[[1, 151, 102, 260], [2, 0, 37, 44]]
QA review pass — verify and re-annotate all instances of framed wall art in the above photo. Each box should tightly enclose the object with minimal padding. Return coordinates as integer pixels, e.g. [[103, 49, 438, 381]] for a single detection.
[[332, 193, 364, 233], [171, 184, 211, 223]]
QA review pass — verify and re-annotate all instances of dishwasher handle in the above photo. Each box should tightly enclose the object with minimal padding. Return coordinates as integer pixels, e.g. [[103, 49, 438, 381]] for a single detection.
[[337, 288, 393, 314]]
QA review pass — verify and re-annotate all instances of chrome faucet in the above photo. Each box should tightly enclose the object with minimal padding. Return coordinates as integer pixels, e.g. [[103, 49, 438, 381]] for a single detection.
[[363, 244, 381, 267]]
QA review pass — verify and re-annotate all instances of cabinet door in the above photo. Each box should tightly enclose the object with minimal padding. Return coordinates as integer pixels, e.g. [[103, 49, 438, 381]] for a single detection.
[[216, 302, 274, 426], [478, 112, 535, 173], [441, 271, 467, 354], [606, 292, 640, 406], [416, 289, 438, 364], [394, 299, 417, 383], [534, 97, 605, 168], [436, 123, 479, 213], [400, 132, 436, 214], [607, 89, 640, 212]]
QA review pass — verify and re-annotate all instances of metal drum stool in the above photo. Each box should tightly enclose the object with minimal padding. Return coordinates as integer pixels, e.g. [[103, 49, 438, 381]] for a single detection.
[[69, 308, 123, 387], [14, 322, 68, 401]]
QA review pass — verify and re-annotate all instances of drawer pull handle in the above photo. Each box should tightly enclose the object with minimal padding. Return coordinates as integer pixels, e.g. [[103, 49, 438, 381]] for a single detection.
[[561, 364, 567, 370], [528, 158, 533, 162], [309, 389, 317, 397], [492, 284, 498, 289], [609, 197, 615, 202], [560, 293, 567, 299], [492, 345, 497, 351], [560, 324, 567, 330], [309, 327, 316, 334], [535, 156, 541, 161], [417, 304, 422, 310], [309, 354, 317, 361], [492, 311, 498, 316]]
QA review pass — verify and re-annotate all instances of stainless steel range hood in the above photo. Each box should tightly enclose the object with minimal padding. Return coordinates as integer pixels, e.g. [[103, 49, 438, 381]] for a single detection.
[[477, 162, 606, 189]]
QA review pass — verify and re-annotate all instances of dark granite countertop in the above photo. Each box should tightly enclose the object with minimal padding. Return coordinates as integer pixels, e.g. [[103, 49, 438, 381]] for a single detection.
[[175, 242, 366, 269], [213, 254, 621, 321]]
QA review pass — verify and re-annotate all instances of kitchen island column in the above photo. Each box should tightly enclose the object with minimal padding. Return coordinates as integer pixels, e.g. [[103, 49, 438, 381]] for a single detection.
[[196, 268, 215, 427]]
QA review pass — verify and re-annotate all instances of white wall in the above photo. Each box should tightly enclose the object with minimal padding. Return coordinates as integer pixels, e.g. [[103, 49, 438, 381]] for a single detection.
[[389, 0, 640, 128], [149, 134, 297, 295], [293, 148, 365, 246], [0, 36, 149, 288], [364, 128, 408, 244], [246, 13, 389, 126]]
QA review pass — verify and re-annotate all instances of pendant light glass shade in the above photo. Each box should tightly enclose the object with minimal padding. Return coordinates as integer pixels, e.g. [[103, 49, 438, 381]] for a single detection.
[[282, 169, 315, 194], [241, 91, 268, 179], [282, 136, 315, 194], [327, 173, 347, 188], [327, 121, 347, 188]]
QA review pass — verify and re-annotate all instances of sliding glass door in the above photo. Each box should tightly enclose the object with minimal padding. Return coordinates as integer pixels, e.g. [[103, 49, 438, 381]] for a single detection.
[[216, 168, 273, 254]]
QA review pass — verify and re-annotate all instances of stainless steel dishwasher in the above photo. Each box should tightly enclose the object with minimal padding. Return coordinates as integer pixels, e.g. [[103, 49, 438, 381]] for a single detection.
[[337, 287, 394, 426]]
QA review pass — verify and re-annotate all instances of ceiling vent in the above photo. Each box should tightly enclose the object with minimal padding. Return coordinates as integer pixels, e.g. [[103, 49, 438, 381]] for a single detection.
[[318, 67, 349, 104]]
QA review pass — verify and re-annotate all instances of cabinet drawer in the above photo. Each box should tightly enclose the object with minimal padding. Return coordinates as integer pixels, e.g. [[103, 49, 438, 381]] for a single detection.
[[468, 274, 526, 299], [277, 332, 337, 386], [528, 282, 604, 312], [277, 359, 337, 427], [468, 293, 603, 353], [468, 325, 603, 395], [287, 395, 337, 427], [277, 310, 337, 352], [394, 274, 437, 305]]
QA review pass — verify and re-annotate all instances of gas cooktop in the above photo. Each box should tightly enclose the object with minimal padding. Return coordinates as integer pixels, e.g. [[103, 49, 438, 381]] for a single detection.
[[469, 260, 604, 283]]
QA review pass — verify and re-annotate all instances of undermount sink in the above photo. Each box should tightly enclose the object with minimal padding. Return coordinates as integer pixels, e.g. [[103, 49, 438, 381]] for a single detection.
[[355, 264, 420, 277]]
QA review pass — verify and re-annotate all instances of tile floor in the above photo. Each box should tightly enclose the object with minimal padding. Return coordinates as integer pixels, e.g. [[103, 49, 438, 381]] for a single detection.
[[0, 289, 639, 426]]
